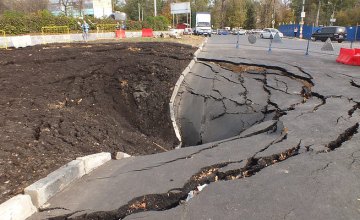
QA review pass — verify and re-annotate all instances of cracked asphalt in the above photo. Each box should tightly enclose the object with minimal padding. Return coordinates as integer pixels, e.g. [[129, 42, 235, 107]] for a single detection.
[[30, 36, 360, 220]]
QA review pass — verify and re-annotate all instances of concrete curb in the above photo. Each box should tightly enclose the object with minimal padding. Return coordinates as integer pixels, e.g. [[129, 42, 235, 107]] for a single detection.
[[76, 152, 111, 174], [0, 195, 36, 220], [0, 152, 115, 219], [169, 37, 208, 147], [24, 160, 86, 208], [0, 31, 171, 48]]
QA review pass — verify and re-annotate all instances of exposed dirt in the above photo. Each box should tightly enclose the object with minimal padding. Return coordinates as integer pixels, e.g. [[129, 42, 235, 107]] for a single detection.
[[0, 42, 196, 203]]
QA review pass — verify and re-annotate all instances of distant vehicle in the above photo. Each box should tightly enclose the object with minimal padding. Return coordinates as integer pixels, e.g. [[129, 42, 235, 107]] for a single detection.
[[232, 29, 247, 35], [195, 12, 212, 37], [260, 28, 284, 39], [249, 29, 265, 35], [217, 29, 229, 35], [311, 26, 347, 43], [183, 28, 193, 35]]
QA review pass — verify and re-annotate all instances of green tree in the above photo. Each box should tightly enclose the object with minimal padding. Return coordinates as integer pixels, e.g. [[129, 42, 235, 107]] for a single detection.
[[244, 0, 256, 29]]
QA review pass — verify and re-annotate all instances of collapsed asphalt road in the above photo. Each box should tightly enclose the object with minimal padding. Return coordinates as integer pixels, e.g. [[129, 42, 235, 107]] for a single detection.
[[30, 37, 360, 220], [176, 60, 313, 146]]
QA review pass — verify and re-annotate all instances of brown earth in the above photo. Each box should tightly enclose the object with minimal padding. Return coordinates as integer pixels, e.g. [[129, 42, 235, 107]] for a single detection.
[[0, 42, 197, 203]]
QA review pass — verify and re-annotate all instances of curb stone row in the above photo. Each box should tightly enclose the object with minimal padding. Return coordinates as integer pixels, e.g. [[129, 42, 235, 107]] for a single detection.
[[0, 152, 131, 220], [169, 37, 208, 148]]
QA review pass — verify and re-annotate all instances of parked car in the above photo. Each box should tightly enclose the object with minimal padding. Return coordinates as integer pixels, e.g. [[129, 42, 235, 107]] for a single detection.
[[311, 26, 347, 43], [183, 28, 193, 35], [217, 29, 229, 35], [249, 29, 264, 35], [260, 28, 284, 39], [232, 29, 247, 35]]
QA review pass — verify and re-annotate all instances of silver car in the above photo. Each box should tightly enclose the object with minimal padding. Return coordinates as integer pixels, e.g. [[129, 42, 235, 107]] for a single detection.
[[260, 28, 284, 39]]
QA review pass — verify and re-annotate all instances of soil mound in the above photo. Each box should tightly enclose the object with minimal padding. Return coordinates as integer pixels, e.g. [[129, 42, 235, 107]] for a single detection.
[[0, 42, 195, 203]]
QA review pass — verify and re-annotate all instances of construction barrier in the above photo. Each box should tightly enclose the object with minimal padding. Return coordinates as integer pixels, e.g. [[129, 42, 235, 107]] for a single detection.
[[336, 48, 360, 66], [41, 26, 70, 44], [142, 28, 154, 37], [115, 29, 126, 39], [0, 30, 7, 49]]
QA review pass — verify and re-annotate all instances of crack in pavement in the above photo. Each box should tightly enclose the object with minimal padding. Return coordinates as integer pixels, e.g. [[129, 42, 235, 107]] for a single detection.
[[322, 123, 359, 152], [50, 142, 302, 220]]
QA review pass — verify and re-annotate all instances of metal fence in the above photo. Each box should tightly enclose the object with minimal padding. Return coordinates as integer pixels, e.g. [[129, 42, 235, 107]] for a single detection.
[[41, 26, 70, 35], [96, 24, 117, 39], [222, 30, 360, 59], [41, 26, 71, 44], [279, 24, 360, 41]]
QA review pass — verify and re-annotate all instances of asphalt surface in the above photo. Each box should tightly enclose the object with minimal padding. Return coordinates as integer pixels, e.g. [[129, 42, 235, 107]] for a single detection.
[[30, 36, 360, 220]]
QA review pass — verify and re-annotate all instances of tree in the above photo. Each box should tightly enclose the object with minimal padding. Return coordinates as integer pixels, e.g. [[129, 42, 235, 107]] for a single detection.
[[59, 0, 71, 16], [0, 0, 9, 14], [73, 0, 84, 16], [0, 0, 48, 14], [244, 1, 256, 29]]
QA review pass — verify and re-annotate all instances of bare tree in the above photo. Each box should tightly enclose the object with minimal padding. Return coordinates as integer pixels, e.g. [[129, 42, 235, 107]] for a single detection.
[[0, 0, 49, 13], [0, 0, 9, 14], [1, 0, 48, 13], [59, 0, 71, 16], [74, 0, 84, 16]]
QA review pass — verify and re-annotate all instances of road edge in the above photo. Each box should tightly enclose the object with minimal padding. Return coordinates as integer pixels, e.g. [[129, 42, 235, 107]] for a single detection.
[[169, 37, 208, 147], [0, 151, 131, 220]]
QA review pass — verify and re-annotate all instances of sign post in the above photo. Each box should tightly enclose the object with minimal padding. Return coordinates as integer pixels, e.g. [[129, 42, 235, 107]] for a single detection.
[[299, 0, 306, 39], [171, 2, 191, 28]]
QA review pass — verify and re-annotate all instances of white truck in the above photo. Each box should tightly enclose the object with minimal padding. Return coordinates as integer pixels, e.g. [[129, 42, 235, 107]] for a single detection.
[[195, 12, 212, 37]]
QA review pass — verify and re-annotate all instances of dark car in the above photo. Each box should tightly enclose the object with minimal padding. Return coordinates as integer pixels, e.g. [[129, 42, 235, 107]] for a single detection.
[[311, 26, 347, 43], [217, 29, 229, 35]]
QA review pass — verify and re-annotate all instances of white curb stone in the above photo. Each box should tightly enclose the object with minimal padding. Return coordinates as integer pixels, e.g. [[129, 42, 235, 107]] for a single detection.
[[24, 160, 85, 208], [0, 195, 37, 220], [76, 152, 111, 174]]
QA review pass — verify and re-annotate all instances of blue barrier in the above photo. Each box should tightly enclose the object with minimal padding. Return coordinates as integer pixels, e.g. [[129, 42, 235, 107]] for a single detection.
[[346, 26, 360, 41], [279, 24, 360, 41]]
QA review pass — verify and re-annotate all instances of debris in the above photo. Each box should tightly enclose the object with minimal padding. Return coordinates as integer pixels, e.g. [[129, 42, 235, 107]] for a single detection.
[[152, 142, 168, 152], [185, 184, 208, 202], [115, 152, 132, 160]]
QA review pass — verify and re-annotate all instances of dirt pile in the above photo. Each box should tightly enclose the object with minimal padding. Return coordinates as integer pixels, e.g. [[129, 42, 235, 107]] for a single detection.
[[0, 42, 196, 203]]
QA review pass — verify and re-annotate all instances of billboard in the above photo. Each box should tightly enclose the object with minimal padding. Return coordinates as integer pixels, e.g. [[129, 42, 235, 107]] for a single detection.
[[171, 2, 191, 14]]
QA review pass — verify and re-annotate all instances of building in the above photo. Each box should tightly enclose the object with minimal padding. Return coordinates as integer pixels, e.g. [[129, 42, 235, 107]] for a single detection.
[[48, 0, 113, 18]]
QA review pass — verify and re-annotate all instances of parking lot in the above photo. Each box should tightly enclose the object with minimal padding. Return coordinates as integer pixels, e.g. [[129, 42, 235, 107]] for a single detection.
[[207, 34, 360, 56]]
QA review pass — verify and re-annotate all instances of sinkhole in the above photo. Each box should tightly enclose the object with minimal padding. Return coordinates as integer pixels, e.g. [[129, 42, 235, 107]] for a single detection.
[[175, 61, 313, 147]]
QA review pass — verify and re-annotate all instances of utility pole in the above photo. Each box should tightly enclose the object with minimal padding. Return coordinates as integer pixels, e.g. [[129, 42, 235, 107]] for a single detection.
[[315, 0, 321, 27], [154, 0, 157, 16], [299, 0, 305, 39], [138, 3, 141, 21], [272, 0, 275, 28]]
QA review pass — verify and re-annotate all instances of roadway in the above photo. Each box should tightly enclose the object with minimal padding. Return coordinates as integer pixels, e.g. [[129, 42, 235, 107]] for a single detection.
[[30, 35, 360, 220]]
